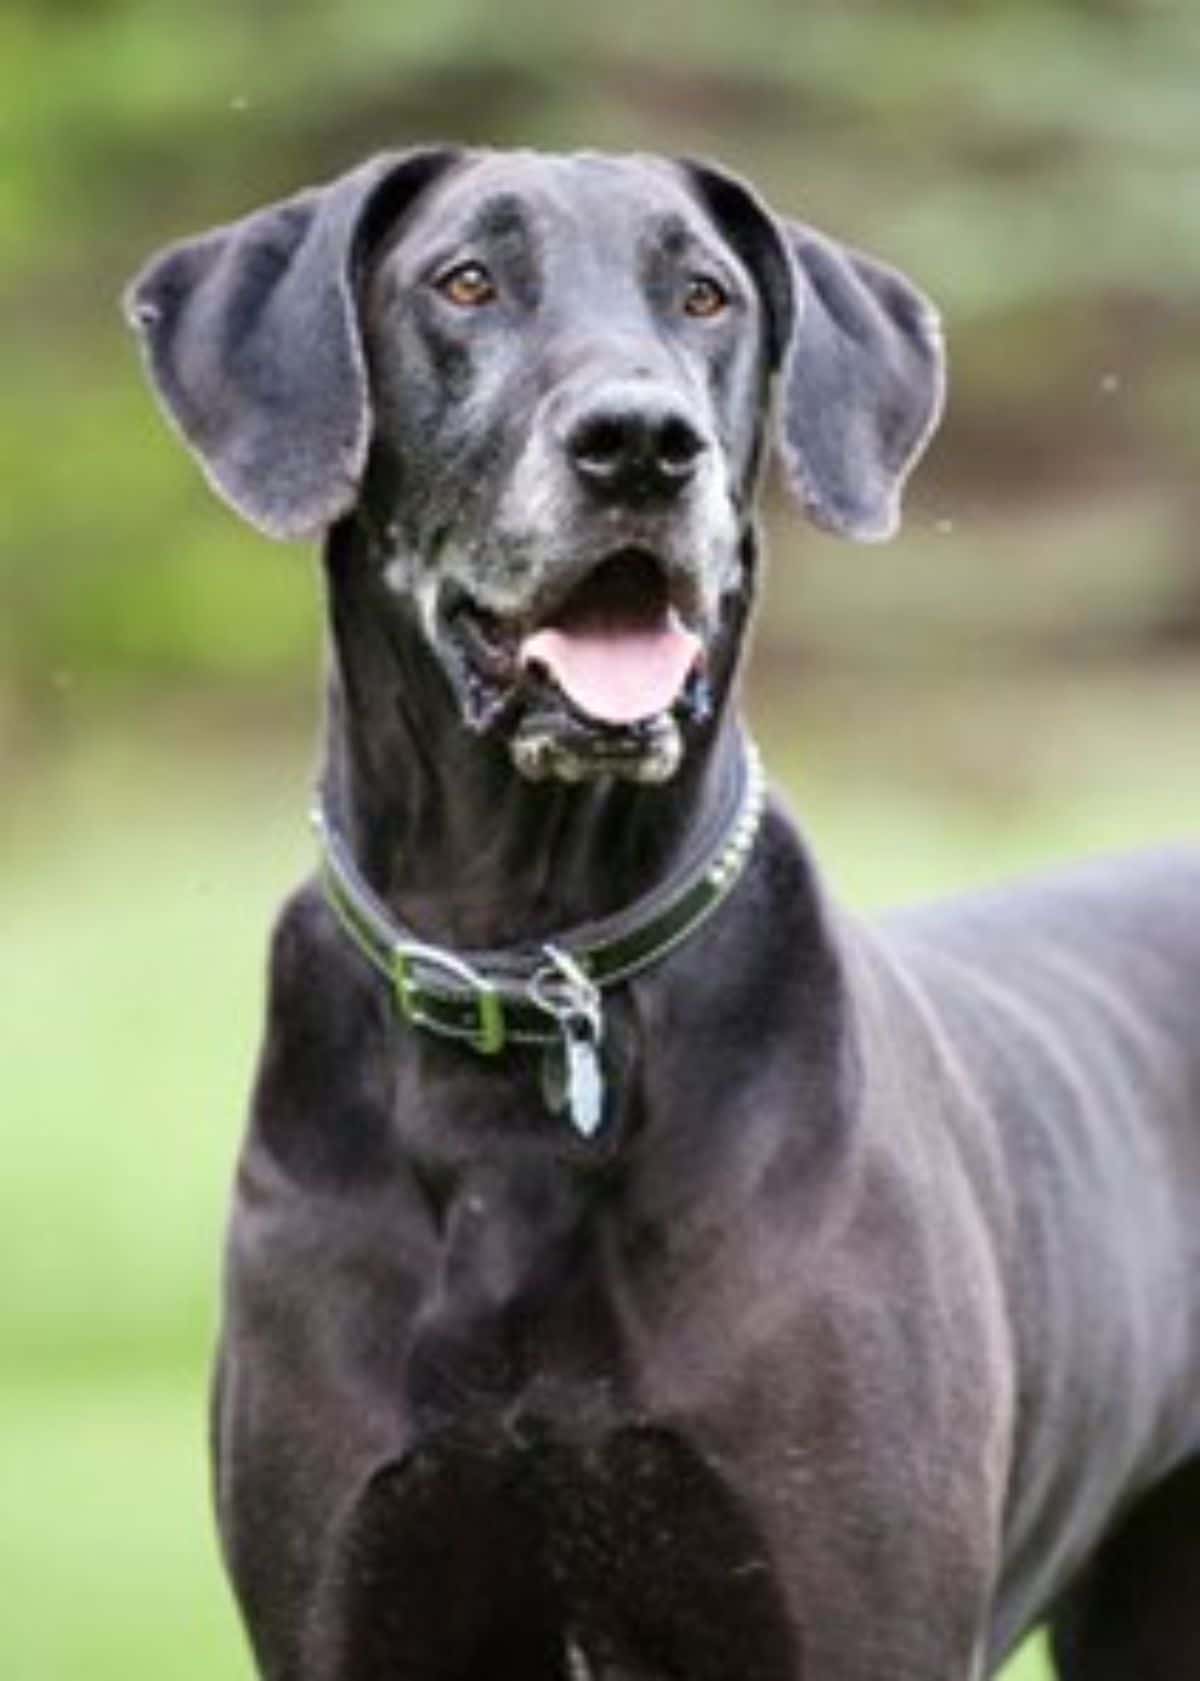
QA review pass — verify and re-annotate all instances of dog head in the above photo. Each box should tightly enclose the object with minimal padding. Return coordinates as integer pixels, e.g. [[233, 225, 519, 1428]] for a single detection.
[[127, 147, 944, 784]]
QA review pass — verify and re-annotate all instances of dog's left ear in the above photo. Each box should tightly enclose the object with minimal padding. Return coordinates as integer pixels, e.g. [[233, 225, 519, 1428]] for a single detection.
[[777, 226, 945, 541], [124, 147, 461, 541], [685, 162, 945, 542]]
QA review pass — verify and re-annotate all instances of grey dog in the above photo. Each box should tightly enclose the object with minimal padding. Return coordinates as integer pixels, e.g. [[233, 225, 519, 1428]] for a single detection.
[[127, 147, 1200, 1680]]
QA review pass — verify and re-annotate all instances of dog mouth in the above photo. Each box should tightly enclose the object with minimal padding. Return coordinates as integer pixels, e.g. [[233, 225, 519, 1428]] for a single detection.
[[443, 549, 711, 783]]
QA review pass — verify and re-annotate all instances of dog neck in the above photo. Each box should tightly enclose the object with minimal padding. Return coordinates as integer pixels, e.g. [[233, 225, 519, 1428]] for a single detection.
[[316, 519, 753, 951]]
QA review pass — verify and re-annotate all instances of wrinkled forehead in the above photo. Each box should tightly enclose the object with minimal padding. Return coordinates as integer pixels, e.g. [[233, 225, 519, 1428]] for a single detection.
[[383, 150, 741, 277]]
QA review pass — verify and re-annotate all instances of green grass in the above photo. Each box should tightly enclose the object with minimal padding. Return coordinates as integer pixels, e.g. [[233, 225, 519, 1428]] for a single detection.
[[2, 728, 294, 1680], [1, 1376, 249, 1679], [6, 672, 1198, 1679]]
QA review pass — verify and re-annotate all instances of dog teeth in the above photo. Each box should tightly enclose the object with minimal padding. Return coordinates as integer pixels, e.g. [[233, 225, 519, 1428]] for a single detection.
[[510, 734, 551, 779], [633, 743, 681, 783]]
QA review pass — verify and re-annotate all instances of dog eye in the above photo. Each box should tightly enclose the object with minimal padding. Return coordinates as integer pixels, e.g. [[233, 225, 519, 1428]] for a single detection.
[[435, 262, 498, 309], [683, 275, 729, 319]]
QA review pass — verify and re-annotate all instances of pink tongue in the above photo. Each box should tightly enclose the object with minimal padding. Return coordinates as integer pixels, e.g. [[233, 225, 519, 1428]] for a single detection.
[[519, 610, 702, 725]]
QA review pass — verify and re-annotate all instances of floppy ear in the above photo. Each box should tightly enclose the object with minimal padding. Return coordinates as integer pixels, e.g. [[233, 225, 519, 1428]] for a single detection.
[[778, 224, 945, 541], [684, 160, 944, 543], [124, 147, 461, 540]]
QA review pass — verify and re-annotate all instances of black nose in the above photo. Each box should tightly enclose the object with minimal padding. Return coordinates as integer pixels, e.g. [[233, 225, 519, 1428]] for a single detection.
[[566, 397, 707, 504]]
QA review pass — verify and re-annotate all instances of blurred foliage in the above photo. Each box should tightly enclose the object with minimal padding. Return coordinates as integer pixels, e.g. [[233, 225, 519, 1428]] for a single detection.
[[2, 0, 1199, 738]]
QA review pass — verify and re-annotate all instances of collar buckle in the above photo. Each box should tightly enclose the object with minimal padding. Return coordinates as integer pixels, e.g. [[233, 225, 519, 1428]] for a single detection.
[[394, 941, 506, 1055]]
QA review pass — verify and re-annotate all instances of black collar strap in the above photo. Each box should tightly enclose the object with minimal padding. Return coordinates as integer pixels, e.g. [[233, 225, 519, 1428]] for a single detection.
[[312, 737, 765, 1057]]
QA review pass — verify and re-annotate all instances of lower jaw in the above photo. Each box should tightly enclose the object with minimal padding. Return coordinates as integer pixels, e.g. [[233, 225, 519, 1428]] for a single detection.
[[508, 707, 685, 785]]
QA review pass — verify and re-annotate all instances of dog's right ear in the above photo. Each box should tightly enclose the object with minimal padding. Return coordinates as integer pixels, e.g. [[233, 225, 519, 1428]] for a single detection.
[[124, 147, 461, 541]]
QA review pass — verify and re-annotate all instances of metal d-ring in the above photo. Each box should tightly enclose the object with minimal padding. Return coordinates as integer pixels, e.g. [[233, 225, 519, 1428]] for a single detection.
[[528, 945, 603, 1036]]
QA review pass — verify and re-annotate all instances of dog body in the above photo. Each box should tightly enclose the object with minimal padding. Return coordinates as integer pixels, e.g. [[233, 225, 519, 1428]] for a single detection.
[[129, 149, 1200, 1679]]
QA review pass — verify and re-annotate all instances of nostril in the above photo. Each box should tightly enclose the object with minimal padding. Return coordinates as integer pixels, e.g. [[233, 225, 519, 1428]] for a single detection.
[[570, 415, 629, 479], [657, 416, 706, 476]]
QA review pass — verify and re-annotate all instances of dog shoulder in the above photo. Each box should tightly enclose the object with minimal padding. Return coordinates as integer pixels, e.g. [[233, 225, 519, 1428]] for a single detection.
[[261, 879, 393, 1063]]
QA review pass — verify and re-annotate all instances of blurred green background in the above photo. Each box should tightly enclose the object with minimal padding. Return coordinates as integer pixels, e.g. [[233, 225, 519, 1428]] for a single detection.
[[4, 1, 1199, 1674]]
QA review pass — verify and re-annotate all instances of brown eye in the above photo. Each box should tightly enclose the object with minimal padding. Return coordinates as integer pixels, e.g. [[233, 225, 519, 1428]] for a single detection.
[[435, 262, 497, 308], [684, 275, 729, 319]]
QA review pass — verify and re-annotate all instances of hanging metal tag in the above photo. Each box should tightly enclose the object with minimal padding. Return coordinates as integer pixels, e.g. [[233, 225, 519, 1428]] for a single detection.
[[561, 1016, 604, 1137], [530, 946, 606, 1137]]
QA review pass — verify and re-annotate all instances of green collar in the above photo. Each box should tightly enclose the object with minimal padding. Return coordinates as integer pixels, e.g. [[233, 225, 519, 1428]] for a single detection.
[[312, 737, 766, 1063]]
